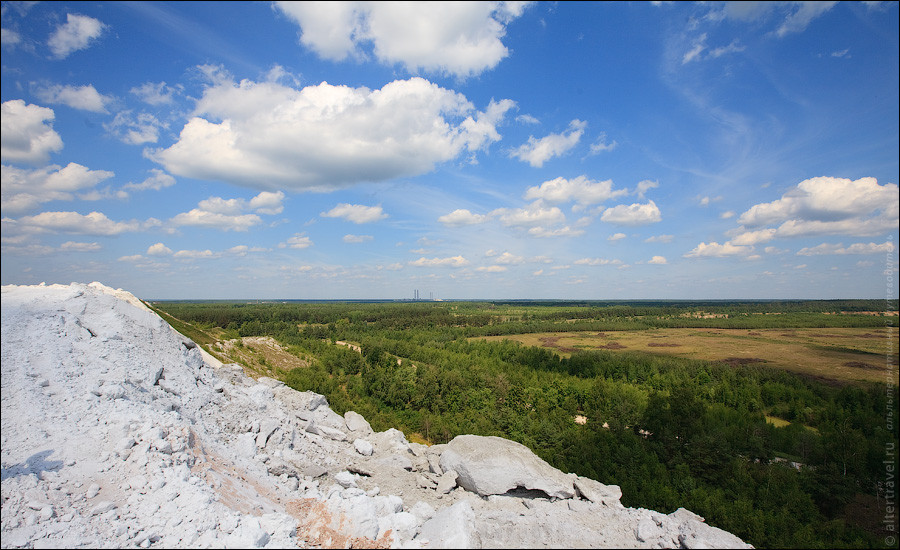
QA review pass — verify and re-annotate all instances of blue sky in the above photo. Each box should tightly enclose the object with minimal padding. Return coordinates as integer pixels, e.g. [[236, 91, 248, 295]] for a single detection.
[[2, 1, 898, 300]]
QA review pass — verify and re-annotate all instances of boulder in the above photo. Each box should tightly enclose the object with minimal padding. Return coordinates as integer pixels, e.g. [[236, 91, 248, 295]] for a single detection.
[[573, 476, 622, 506], [344, 411, 373, 434], [416, 501, 481, 549], [438, 435, 576, 499]]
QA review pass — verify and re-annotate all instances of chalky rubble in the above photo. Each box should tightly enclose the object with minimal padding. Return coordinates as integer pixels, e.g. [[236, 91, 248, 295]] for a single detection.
[[1, 282, 752, 548]]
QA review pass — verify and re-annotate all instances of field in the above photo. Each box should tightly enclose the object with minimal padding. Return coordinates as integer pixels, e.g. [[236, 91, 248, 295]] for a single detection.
[[479, 326, 899, 385]]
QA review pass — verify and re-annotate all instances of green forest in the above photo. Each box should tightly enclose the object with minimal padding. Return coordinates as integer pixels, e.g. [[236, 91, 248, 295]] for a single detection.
[[149, 299, 899, 549]]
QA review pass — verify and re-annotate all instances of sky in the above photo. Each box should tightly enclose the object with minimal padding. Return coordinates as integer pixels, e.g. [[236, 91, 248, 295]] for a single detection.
[[1, 1, 898, 300]]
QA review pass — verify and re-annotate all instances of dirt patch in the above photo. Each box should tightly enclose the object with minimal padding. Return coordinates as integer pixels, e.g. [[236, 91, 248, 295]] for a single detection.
[[598, 342, 627, 350], [843, 361, 883, 371], [287, 499, 392, 548], [747, 332, 761, 336], [720, 357, 768, 367], [647, 342, 680, 348]]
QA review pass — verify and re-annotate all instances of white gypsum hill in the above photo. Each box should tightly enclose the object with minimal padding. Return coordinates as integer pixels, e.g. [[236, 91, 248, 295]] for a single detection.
[[0, 281, 752, 549]]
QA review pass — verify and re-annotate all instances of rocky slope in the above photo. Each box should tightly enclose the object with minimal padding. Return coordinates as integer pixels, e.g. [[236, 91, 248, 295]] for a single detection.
[[1, 282, 752, 548]]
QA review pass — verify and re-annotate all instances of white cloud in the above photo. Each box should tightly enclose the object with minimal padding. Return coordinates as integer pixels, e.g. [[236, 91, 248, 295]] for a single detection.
[[720, 210, 735, 219], [574, 258, 622, 266], [608, 232, 626, 241], [1, 162, 114, 213], [173, 249, 219, 260], [737, 176, 898, 237], [280, 233, 314, 249], [1, 100, 64, 165], [9, 210, 141, 235], [516, 114, 540, 125], [168, 191, 283, 231], [528, 225, 585, 238], [775, 1, 837, 37], [510, 119, 586, 167], [343, 234, 373, 243], [409, 255, 469, 267], [492, 204, 566, 228], [150, 76, 512, 191], [249, 191, 285, 215], [321, 203, 387, 224], [600, 200, 662, 226], [492, 251, 525, 265], [588, 132, 617, 154], [648, 255, 667, 264], [644, 234, 673, 243], [59, 241, 100, 252], [635, 180, 658, 199], [477, 265, 507, 273], [47, 13, 106, 59], [796, 241, 895, 256], [523, 175, 628, 205], [34, 84, 112, 113], [2, 28, 22, 48], [105, 111, 167, 145], [728, 228, 776, 246], [169, 208, 261, 232], [274, 1, 530, 77], [438, 208, 488, 227], [147, 242, 173, 256], [683, 241, 752, 258], [130, 81, 180, 105], [122, 169, 176, 192]]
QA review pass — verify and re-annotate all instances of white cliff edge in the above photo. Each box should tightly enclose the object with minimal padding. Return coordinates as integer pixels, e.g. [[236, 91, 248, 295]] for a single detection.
[[0, 282, 753, 549]]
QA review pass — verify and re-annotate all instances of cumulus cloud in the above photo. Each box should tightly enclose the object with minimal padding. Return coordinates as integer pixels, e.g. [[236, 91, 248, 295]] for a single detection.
[[523, 175, 628, 205], [510, 119, 586, 167], [1, 162, 114, 213], [683, 241, 752, 258], [274, 1, 530, 77], [169, 191, 282, 232], [608, 233, 626, 241], [130, 81, 180, 105], [147, 242, 173, 256], [47, 13, 106, 59], [438, 208, 488, 227], [737, 176, 898, 237], [280, 233, 313, 249], [122, 169, 176, 193], [321, 203, 387, 224], [491, 251, 525, 265], [8, 210, 141, 235], [409, 255, 469, 267], [648, 255, 667, 264], [600, 200, 662, 226], [105, 111, 167, 145], [173, 249, 219, 260], [796, 241, 895, 256], [493, 204, 566, 228], [59, 241, 101, 252], [249, 191, 285, 215], [33, 84, 112, 113], [150, 76, 512, 191], [477, 265, 507, 272], [1, 100, 64, 165]]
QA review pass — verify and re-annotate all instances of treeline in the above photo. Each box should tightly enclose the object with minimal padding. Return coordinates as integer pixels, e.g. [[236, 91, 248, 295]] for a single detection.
[[153, 301, 899, 548]]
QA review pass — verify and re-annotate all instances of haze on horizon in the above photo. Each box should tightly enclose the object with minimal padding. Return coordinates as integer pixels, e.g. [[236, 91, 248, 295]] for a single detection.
[[1, 1, 898, 300]]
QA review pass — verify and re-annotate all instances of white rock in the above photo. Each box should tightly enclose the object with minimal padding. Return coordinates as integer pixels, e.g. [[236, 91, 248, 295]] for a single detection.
[[416, 501, 480, 549], [354, 438, 374, 456], [439, 434, 575, 499]]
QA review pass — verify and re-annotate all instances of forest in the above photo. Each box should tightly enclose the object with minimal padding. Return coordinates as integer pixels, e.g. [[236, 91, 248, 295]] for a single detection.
[[149, 299, 899, 549]]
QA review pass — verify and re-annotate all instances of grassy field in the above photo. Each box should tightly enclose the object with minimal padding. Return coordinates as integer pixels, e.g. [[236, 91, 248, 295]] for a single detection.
[[479, 326, 899, 385]]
